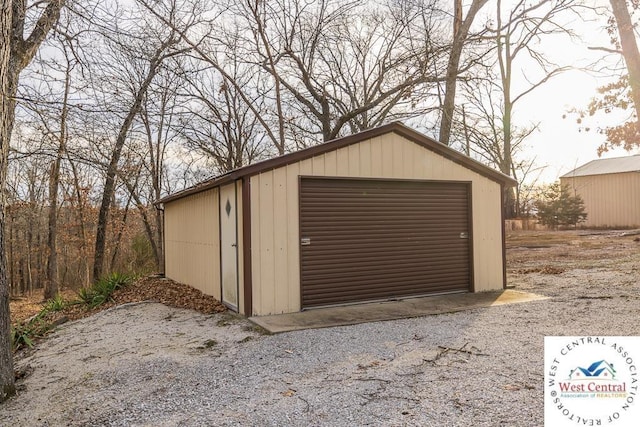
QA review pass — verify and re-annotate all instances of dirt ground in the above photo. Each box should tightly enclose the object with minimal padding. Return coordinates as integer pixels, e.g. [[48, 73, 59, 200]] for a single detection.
[[506, 229, 640, 272]]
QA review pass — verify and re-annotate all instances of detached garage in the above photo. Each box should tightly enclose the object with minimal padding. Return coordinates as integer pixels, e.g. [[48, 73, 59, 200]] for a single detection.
[[158, 122, 516, 316], [560, 155, 640, 228]]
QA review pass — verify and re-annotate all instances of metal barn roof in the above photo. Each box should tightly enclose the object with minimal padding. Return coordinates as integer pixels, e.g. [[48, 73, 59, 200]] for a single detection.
[[560, 155, 640, 178]]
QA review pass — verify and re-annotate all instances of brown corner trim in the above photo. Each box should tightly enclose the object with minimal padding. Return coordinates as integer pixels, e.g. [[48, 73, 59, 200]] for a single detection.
[[501, 184, 508, 290], [467, 182, 475, 293], [242, 177, 253, 316], [156, 203, 166, 276]]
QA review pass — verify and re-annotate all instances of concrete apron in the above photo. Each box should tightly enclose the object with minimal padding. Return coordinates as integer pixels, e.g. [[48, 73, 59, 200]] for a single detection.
[[249, 290, 548, 334]]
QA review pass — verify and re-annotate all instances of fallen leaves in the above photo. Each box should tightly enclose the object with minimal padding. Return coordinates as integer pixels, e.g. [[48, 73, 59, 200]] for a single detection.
[[111, 276, 228, 314], [10, 276, 228, 328]]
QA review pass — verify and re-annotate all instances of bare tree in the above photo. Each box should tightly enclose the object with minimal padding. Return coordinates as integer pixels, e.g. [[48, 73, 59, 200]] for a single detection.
[[1, 0, 64, 402], [136, 69, 184, 269], [454, 73, 539, 215], [111, 64, 190, 271], [179, 61, 271, 173], [41, 29, 78, 300], [141, 0, 448, 155], [5, 141, 50, 295], [470, 0, 577, 217], [231, 0, 447, 144], [90, 0, 195, 282], [438, 0, 489, 146], [92, 39, 178, 282]]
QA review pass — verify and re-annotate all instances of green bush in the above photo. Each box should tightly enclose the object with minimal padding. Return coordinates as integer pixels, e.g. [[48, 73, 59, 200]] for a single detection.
[[12, 295, 68, 349], [535, 182, 587, 229], [12, 273, 134, 351], [11, 314, 51, 350], [42, 293, 67, 312], [77, 272, 133, 309]]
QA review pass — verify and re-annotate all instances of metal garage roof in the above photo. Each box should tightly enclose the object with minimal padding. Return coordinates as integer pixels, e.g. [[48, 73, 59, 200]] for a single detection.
[[560, 155, 640, 178]]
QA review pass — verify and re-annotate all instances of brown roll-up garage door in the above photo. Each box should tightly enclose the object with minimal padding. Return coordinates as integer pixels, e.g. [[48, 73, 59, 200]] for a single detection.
[[300, 178, 472, 308]]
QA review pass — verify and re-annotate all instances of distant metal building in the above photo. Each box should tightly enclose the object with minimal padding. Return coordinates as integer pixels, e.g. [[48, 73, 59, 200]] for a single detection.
[[158, 122, 516, 316], [560, 155, 640, 228]]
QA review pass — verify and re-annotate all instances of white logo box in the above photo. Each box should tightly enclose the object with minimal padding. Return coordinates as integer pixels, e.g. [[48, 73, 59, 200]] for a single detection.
[[545, 336, 640, 427]]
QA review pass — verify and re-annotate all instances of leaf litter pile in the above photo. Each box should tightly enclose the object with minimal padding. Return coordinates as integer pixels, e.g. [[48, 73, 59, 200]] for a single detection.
[[10, 276, 227, 327]]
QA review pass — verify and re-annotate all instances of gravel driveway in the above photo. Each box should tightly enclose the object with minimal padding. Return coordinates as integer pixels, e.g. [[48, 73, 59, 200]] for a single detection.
[[2, 231, 639, 426]]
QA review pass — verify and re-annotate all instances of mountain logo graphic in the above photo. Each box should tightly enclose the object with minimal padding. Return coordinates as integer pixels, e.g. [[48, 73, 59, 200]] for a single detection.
[[568, 360, 617, 380]]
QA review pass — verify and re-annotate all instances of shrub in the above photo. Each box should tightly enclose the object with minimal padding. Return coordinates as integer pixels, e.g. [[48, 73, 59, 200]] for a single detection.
[[11, 314, 51, 350], [535, 182, 587, 229], [42, 294, 67, 312], [12, 273, 134, 351], [77, 272, 133, 309]]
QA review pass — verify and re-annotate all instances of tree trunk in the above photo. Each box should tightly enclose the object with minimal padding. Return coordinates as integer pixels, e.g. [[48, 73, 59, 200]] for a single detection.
[[609, 0, 640, 129], [8, 207, 14, 296], [0, 204, 12, 402], [44, 55, 71, 300], [438, 0, 488, 145], [121, 172, 160, 268], [109, 194, 132, 272], [93, 39, 175, 283], [1, 0, 64, 400], [502, 93, 515, 218], [496, 0, 515, 219], [67, 150, 90, 286], [44, 155, 62, 300], [0, 0, 15, 403], [250, 1, 286, 154]]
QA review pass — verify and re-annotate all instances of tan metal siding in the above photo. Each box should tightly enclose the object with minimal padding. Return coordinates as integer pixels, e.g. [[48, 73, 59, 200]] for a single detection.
[[299, 178, 471, 307], [250, 134, 504, 316], [562, 172, 640, 228], [164, 188, 220, 299]]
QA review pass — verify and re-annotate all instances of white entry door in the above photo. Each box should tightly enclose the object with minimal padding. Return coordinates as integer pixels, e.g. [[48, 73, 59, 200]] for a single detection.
[[220, 183, 238, 310]]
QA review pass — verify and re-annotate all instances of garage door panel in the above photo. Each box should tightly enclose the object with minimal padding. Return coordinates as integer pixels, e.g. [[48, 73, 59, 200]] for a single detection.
[[303, 273, 471, 290], [305, 277, 470, 294], [302, 253, 469, 267], [302, 240, 468, 251], [307, 205, 468, 211], [304, 282, 469, 305], [302, 262, 470, 281], [302, 249, 469, 264], [300, 178, 472, 308]]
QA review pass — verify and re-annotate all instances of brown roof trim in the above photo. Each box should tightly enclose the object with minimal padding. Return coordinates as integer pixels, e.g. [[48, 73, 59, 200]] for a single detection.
[[157, 122, 516, 204]]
